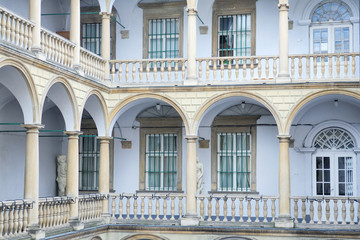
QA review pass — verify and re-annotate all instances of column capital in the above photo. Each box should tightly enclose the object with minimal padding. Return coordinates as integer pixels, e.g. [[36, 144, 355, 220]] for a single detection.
[[99, 12, 112, 18], [185, 135, 198, 141], [21, 124, 44, 131], [186, 8, 198, 15], [97, 136, 113, 142], [64, 131, 83, 137], [278, 3, 289, 10], [277, 135, 291, 141]]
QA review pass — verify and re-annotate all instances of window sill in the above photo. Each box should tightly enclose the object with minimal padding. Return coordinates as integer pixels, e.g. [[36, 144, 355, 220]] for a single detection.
[[207, 191, 259, 196]]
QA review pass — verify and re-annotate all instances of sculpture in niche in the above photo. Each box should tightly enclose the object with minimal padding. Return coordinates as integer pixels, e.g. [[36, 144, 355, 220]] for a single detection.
[[196, 157, 204, 195], [56, 155, 67, 196]]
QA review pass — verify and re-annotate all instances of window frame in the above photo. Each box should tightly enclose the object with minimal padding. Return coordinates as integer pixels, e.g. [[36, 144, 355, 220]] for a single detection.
[[138, 117, 183, 192], [138, 1, 186, 59], [79, 135, 100, 191], [211, 116, 258, 193], [211, 0, 256, 58], [80, 6, 117, 58]]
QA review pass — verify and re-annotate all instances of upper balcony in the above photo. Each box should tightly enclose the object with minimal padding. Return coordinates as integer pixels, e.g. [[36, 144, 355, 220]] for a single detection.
[[0, 0, 359, 88]]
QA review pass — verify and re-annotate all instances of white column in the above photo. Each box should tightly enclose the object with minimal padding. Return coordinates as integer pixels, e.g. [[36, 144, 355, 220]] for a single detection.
[[181, 135, 199, 226], [65, 131, 83, 229], [98, 136, 111, 217], [22, 124, 44, 227], [70, 0, 81, 68], [29, 0, 41, 51], [275, 135, 294, 228], [100, 12, 111, 81], [184, 7, 198, 85], [277, 0, 290, 79]]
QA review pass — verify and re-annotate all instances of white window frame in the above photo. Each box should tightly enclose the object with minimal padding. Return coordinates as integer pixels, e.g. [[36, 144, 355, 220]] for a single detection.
[[312, 151, 356, 196], [79, 136, 100, 191], [310, 23, 353, 54]]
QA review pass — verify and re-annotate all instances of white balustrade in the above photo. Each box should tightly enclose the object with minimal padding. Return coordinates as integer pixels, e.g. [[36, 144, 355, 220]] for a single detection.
[[197, 56, 279, 83], [109, 193, 186, 221], [110, 59, 187, 85], [38, 197, 72, 229], [289, 53, 360, 81], [80, 48, 106, 82], [40, 29, 75, 68], [291, 196, 360, 225], [0, 7, 34, 50], [197, 194, 278, 223], [78, 194, 105, 222], [0, 199, 32, 238]]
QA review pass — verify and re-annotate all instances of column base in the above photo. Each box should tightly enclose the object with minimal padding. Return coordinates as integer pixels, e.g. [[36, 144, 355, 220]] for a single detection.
[[275, 75, 291, 83], [69, 218, 84, 231], [102, 213, 111, 224], [31, 47, 47, 61], [184, 77, 198, 86], [27, 224, 45, 240], [180, 214, 200, 226], [73, 64, 85, 76], [275, 215, 294, 228]]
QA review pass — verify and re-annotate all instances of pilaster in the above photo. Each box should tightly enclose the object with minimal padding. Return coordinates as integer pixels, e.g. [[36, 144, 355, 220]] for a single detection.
[[98, 136, 112, 216]]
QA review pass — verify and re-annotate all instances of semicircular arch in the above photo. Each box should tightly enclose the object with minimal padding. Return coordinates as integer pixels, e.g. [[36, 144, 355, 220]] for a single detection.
[[285, 89, 360, 134], [108, 93, 190, 136], [40, 77, 79, 131], [80, 89, 108, 136], [192, 91, 283, 134], [0, 58, 39, 123]]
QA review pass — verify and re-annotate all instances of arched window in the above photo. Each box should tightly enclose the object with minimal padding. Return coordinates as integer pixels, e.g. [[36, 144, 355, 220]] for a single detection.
[[312, 128, 356, 196], [310, 1, 352, 54]]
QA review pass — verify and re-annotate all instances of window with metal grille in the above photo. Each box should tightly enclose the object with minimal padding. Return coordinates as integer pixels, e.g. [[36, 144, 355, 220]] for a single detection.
[[148, 18, 179, 59], [146, 133, 177, 191], [217, 132, 251, 192], [82, 23, 102, 56], [218, 15, 251, 58], [79, 135, 100, 191]]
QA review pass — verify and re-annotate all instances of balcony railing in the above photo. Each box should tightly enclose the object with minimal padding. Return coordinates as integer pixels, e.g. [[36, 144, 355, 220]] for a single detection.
[[38, 196, 72, 229], [0, 7, 34, 51], [0, 6, 359, 86], [0, 199, 32, 238], [78, 194, 105, 222], [197, 194, 278, 223], [109, 192, 186, 221], [109, 58, 187, 86], [291, 196, 360, 225]]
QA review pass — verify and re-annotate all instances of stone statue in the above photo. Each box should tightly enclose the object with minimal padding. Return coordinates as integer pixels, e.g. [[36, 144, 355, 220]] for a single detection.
[[196, 157, 204, 195], [56, 155, 67, 196]]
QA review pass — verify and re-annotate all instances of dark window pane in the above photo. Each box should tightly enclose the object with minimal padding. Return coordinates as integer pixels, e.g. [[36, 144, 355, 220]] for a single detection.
[[339, 183, 345, 195], [317, 183, 323, 195], [316, 157, 323, 168], [324, 157, 330, 168], [316, 170, 323, 181], [324, 170, 330, 181], [338, 170, 345, 182], [324, 183, 331, 195]]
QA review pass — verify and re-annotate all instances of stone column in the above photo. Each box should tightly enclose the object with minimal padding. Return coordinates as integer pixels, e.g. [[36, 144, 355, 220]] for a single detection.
[[65, 131, 83, 230], [98, 136, 112, 219], [70, 0, 81, 69], [184, 8, 198, 86], [277, 0, 290, 81], [275, 135, 294, 228], [100, 12, 111, 81], [181, 135, 199, 226], [22, 124, 45, 238], [29, 0, 41, 52]]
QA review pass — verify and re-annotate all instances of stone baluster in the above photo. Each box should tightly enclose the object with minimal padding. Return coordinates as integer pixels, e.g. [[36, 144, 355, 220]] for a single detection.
[[198, 60, 202, 80], [148, 196, 153, 220], [293, 198, 298, 223], [265, 58, 269, 79], [162, 196, 167, 220], [223, 197, 228, 222], [263, 198, 268, 223], [167, 60, 171, 81], [213, 60, 217, 80], [271, 198, 276, 222], [133, 196, 138, 220], [341, 199, 346, 224], [227, 58, 232, 80], [350, 199, 354, 225], [272, 57, 277, 78], [247, 198, 251, 222], [257, 58, 262, 80], [325, 199, 330, 224], [309, 199, 314, 224], [178, 196, 183, 219], [153, 61, 158, 81], [313, 56, 317, 78], [8, 206, 14, 237], [125, 63, 129, 83], [155, 197, 160, 220], [317, 199, 322, 224], [329, 56, 333, 77], [344, 55, 348, 77], [321, 56, 325, 78], [351, 54, 356, 77], [334, 199, 338, 224], [336, 56, 340, 77], [301, 199, 306, 223], [111, 195, 116, 218], [207, 196, 212, 221], [174, 61, 179, 81], [220, 59, 224, 81], [239, 197, 244, 222], [206, 60, 210, 81], [231, 197, 236, 222], [243, 58, 247, 79], [215, 198, 220, 222], [182, 60, 186, 80], [170, 196, 175, 220], [298, 56, 303, 79], [140, 196, 145, 220], [4, 209, 9, 237], [160, 61, 164, 81], [0, 208, 3, 236]]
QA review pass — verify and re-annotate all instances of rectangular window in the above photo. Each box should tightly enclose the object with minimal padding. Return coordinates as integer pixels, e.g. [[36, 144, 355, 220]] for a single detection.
[[217, 132, 251, 191], [82, 23, 102, 56], [148, 18, 179, 59], [146, 133, 177, 191], [79, 136, 100, 191], [334, 27, 350, 53], [217, 15, 251, 58], [313, 28, 328, 54], [315, 156, 331, 195], [338, 156, 353, 196]]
